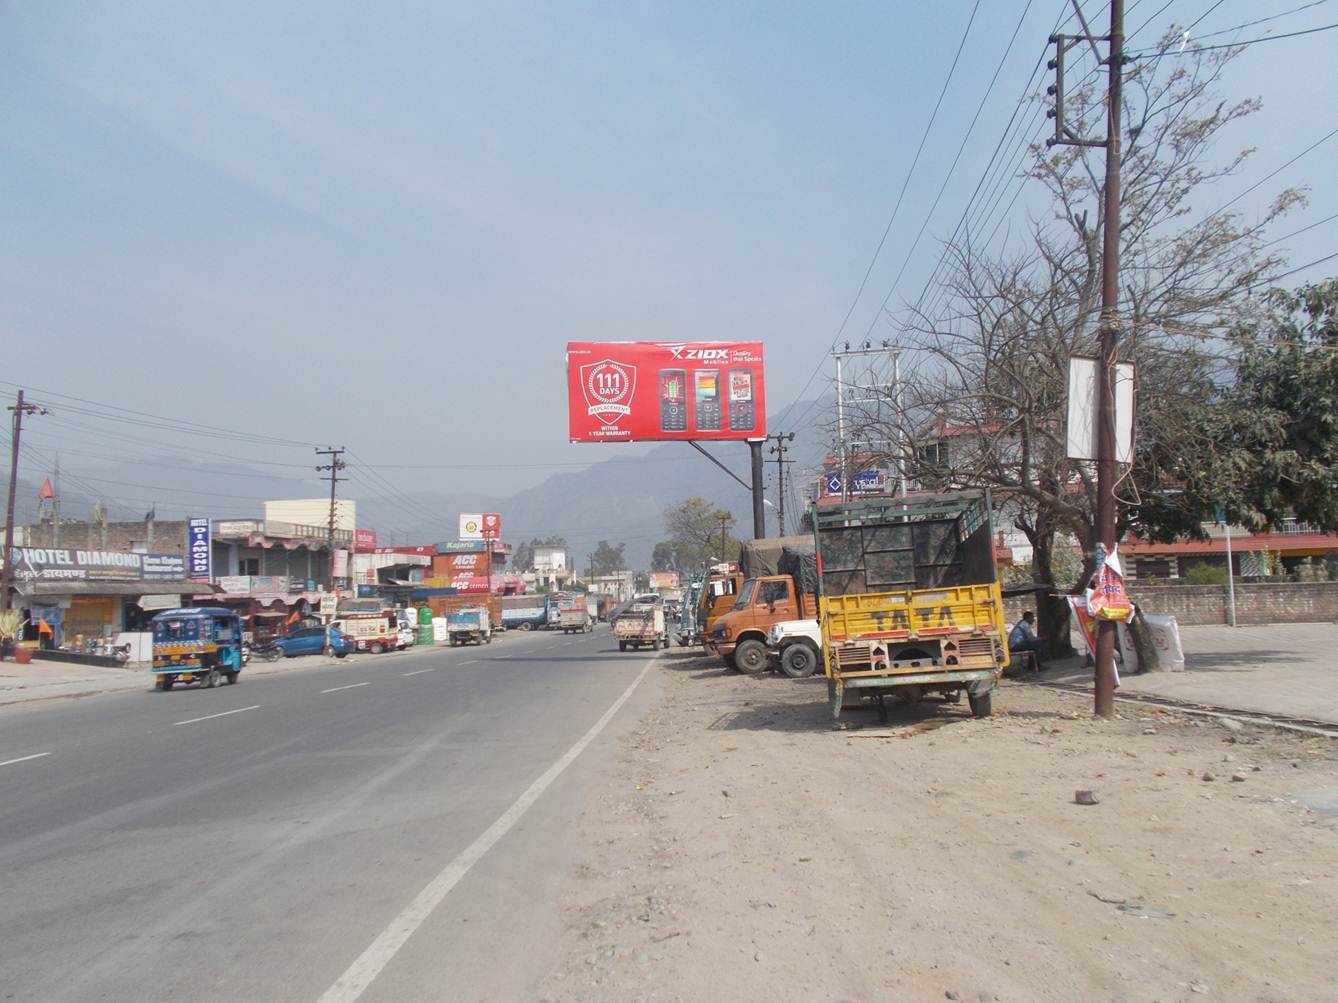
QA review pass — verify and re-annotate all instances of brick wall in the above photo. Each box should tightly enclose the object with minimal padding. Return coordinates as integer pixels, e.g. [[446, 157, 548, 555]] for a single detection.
[[1003, 582, 1338, 627], [1128, 581, 1338, 625], [23, 520, 188, 555]]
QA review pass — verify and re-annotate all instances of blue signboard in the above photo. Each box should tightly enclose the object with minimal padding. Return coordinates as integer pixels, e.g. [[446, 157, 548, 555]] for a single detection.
[[187, 518, 212, 581], [824, 469, 889, 496]]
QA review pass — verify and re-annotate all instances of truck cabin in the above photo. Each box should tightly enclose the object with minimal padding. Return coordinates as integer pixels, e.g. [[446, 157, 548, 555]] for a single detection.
[[732, 576, 804, 619]]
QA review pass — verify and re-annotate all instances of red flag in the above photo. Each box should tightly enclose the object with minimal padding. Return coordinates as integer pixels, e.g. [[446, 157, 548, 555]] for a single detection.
[[37, 478, 54, 501]]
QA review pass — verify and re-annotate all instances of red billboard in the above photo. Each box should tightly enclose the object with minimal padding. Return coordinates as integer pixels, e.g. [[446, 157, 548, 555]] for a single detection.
[[566, 342, 766, 443], [354, 529, 378, 553]]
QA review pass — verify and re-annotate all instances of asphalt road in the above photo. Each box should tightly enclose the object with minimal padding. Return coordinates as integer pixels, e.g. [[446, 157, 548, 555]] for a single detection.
[[0, 626, 662, 1002]]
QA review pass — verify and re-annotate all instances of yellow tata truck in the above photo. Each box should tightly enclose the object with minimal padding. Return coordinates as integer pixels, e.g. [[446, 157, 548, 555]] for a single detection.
[[813, 490, 1008, 721]]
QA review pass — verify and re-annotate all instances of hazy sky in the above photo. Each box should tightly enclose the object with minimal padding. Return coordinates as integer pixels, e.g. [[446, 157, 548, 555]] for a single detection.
[[3, 1, 1335, 509]]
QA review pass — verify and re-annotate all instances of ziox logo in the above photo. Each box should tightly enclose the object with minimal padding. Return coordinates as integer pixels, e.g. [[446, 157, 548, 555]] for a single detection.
[[665, 345, 730, 361]]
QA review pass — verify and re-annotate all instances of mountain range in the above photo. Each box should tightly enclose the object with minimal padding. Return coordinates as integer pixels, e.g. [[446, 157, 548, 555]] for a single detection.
[[5, 396, 837, 569]]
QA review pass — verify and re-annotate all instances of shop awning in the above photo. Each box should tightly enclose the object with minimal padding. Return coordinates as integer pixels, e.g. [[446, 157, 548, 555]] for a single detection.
[[16, 580, 221, 599]]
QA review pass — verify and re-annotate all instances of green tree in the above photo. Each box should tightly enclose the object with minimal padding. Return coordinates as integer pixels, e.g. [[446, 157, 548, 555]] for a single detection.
[[650, 540, 681, 572], [662, 498, 740, 570], [590, 540, 626, 576], [1222, 279, 1338, 530], [512, 535, 567, 572]]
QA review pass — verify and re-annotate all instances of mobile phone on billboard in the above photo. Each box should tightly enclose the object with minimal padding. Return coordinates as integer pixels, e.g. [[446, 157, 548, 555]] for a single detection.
[[728, 368, 755, 431], [694, 370, 721, 431], [659, 369, 688, 431]]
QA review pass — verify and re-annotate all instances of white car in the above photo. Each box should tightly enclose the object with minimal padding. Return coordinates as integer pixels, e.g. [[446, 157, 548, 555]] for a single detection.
[[765, 619, 821, 678]]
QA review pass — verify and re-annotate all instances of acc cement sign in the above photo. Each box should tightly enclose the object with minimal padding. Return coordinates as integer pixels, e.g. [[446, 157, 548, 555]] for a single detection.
[[187, 518, 212, 581]]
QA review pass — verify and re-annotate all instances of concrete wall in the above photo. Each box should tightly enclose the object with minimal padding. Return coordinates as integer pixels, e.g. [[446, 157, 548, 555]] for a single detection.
[[22, 520, 188, 555], [263, 499, 356, 532]]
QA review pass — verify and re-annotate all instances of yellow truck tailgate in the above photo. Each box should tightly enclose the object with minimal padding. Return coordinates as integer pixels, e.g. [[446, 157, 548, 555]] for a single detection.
[[822, 582, 1007, 676]]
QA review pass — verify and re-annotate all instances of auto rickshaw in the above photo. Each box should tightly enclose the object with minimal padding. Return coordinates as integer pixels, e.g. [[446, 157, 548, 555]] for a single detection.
[[150, 607, 245, 690]]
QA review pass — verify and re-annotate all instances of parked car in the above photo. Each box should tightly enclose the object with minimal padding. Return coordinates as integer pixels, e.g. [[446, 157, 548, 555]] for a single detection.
[[274, 625, 354, 658]]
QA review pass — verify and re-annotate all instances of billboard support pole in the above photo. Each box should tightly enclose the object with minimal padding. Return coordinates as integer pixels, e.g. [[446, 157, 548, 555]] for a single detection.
[[749, 440, 765, 540]]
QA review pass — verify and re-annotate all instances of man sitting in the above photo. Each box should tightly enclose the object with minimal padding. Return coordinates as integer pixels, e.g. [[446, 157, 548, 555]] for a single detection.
[[1008, 610, 1046, 671]]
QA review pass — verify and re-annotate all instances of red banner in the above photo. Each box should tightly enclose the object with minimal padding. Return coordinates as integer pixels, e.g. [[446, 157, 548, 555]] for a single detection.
[[566, 342, 766, 442], [354, 529, 378, 553]]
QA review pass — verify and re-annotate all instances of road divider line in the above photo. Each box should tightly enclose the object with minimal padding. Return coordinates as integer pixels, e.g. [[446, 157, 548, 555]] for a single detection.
[[317, 657, 655, 1003], [401, 668, 436, 677], [0, 751, 52, 768], [171, 705, 260, 726], [321, 682, 370, 694], [460, 659, 480, 665]]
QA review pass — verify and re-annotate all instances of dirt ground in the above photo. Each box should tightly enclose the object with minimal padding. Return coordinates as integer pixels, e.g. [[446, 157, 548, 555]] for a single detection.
[[540, 650, 1338, 1003]]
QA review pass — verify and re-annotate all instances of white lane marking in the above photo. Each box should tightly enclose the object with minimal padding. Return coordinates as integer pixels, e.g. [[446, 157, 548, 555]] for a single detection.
[[318, 657, 656, 1003], [0, 752, 52, 768], [171, 705, 260, 727], [322, 682, 370, 694], [460, 659, 480, 665], [401, 668, 436, 677]]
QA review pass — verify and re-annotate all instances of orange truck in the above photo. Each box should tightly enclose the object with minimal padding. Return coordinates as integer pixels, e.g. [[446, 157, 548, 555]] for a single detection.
[[697, 567, 744, 649], [709, 537, 817, 674]]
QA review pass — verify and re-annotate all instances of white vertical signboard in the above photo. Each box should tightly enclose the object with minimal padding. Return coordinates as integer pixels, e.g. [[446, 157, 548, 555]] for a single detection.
[[1066, 356, 1134, 463]]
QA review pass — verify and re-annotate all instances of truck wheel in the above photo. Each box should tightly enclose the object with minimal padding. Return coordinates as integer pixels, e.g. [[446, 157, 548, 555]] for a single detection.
[[619, 641, 627, 652], [779, 642, 819, 679], [154, 677, 166, 691], [204, 668, 220, 689], [968, 690, 993, 718], [520, 622, 532, 631], [162, 676, 174, 691], [734, 639, 769, 675], [370, 642, 385, 655], [226, 671, 239, 685]]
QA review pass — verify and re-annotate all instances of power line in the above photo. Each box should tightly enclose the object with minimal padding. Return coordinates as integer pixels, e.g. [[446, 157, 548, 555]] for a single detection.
[[775, 0, 989, 430], [1261, 211, 1338, 248], [1, 381, 319, 449], [857, 0, 1040, 348], [1185, 0, 1334, 42], [1256, 249, 1338, 285], [1131, 20, 1338, 54]]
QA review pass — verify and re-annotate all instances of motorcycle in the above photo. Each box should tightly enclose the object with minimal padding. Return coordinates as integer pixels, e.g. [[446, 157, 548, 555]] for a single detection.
[[241, 642, 252, 666], [251, 641, 283, 663]]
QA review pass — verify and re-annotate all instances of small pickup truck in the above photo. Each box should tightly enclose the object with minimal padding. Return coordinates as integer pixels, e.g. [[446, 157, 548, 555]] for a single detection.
[[765, 619, 821, 678], [614, 603, 668, 651], [557, 597, 592, 634], [447, 607, 493, 646]]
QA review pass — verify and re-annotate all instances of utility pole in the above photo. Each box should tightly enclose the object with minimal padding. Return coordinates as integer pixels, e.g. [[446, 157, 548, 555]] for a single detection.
[[1048, 0, 1124, 718], [766, 432, 796, 534], [719, 513, 729, 565], [52, 454, 61, 547], [315, 446, 347, 592], [831, 342, 901, 503], [3, 390, 48, 612]]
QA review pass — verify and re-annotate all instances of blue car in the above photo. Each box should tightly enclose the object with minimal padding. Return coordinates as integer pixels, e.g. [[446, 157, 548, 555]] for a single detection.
[[274, 625, 354, 658]]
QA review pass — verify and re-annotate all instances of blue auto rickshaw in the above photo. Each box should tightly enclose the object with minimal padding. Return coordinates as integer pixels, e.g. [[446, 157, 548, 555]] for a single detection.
[[150, 607, 244, 691]]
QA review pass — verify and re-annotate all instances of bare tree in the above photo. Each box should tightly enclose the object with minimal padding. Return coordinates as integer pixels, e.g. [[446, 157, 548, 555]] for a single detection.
[[845, 36, 1302, 653]]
